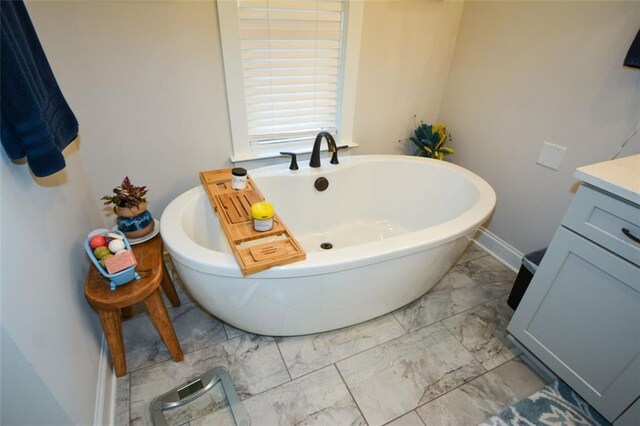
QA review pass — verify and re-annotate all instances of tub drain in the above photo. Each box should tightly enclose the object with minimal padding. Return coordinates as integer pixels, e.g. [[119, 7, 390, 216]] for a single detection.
[[320, 242, 333, 250]]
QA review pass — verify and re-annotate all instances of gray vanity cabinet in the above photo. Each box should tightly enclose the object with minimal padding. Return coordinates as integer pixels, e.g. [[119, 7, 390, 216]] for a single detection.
[[508, 183, 640, 422]]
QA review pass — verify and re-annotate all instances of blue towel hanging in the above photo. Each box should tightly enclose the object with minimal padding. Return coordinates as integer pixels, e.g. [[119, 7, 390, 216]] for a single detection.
[[624, 29, 640, 69], [1, 0, 79, 178]]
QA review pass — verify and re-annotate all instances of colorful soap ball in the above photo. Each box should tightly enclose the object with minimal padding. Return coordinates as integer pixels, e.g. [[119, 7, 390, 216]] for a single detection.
[[108, 239, 126, 254], [93, 246, 111, 259], [100, 253, 114, 267], [89, 235, 107, 250]]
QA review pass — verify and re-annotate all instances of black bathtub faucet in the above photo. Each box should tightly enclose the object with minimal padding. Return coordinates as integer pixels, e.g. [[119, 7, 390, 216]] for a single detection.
[[309, 131, 337, 168]]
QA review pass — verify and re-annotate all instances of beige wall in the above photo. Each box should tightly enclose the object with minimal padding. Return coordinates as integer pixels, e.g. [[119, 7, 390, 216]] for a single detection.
[[1, 144, 106, 424], [439, 1, 640, 254], [354, 0, 463, 155], [26, 0, 463, 222], [27, 1, 232, 222]]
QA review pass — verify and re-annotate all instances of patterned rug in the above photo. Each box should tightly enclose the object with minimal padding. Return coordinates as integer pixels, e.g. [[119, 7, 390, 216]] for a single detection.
[[479, 381, 610, 426]]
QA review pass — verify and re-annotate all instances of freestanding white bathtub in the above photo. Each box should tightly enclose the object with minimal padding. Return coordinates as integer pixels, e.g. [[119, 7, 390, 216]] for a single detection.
[[161, 155, 495, 336]]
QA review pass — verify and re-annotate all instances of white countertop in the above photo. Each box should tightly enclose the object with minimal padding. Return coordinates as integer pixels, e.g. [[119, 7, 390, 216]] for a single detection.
[[574, 154, 640, 205]]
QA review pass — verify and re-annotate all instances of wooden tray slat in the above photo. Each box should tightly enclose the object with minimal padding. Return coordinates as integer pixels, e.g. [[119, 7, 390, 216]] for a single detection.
[[219, 191, 261, 224], [238, 240, 305, 275], [227, 219, 286, 243], [199, 169, 306, 275]]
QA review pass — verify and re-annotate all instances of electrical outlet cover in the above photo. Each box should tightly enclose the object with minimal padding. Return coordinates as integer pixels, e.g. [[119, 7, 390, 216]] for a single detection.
[[537, 141, 567, 171]]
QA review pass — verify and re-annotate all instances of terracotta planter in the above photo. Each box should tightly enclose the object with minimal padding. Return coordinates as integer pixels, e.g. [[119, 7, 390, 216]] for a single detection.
[[115, 202, 148, 218], [116, 202, 154, 238]]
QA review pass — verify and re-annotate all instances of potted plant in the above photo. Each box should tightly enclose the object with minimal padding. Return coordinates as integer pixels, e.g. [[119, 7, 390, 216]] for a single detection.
[[409, 122, 455, 160], [102, 177, 154, 239]]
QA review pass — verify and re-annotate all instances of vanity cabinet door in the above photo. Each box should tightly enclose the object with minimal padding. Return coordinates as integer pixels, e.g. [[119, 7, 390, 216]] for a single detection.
[[508, 227, 640, 422]]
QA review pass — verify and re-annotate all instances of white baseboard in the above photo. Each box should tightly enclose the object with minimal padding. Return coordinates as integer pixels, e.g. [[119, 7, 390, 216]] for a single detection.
[[94, 334, 116, 426], [472, 226, 523, 272]]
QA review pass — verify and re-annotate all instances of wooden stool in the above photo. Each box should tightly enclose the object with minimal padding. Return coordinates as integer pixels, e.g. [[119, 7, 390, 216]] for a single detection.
[[85, 234, 184, 377]]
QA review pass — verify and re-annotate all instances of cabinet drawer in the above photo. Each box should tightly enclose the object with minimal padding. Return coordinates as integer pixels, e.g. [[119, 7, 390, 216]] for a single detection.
[[563, 184, 640, 265]]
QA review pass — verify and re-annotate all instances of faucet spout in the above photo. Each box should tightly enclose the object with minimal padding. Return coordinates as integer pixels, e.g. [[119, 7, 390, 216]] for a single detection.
[[309, 131, 337, 168]]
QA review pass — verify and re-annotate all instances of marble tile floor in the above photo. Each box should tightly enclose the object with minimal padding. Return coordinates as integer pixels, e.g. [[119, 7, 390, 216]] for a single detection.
[[115, 242, 548, 426]]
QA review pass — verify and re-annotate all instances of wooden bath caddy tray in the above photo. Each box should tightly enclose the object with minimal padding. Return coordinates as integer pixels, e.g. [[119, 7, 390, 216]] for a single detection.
[[199, 169, 305, 276]]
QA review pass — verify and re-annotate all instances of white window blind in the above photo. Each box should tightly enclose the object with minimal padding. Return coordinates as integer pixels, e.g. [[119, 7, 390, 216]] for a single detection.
[[237, 0, 345, 146]]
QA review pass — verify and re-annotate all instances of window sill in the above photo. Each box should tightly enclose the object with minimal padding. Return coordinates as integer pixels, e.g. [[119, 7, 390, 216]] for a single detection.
[[230, 141, 359, 164]]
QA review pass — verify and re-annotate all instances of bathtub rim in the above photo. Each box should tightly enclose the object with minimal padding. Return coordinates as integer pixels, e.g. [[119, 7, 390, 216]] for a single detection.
[[160, 155, 496, 279]]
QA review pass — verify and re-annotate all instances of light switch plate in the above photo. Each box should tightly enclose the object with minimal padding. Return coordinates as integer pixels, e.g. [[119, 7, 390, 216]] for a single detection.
[[537, 141, 567, 171]]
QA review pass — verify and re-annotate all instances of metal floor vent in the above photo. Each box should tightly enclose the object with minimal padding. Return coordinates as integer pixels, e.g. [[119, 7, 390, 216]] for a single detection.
[[150, 367, 250, 426]]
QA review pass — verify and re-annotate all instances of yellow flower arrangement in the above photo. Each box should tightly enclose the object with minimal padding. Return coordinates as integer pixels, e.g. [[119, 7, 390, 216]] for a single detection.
[[410, 122, 455, 160]]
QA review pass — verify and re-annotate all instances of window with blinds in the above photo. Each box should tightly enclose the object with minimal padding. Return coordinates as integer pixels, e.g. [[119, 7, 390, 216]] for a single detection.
[[218, 0, 363, 160], [239, 0, 344, 146]]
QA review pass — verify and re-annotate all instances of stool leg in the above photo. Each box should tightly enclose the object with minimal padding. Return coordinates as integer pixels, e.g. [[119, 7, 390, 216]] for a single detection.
[[144, 290, 184, 362], [160, 262, 181, 308], [98, 309, 127, 377]]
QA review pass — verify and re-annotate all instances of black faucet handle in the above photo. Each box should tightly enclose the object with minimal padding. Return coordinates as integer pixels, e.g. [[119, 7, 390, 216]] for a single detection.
[[280, 152, 299, 170], [330, 145, 349, 165]]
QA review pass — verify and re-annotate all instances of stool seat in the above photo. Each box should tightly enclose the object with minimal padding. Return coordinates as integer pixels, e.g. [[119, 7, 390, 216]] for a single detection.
[[85, 234, 183, 377], [86, 235, 168, 309]]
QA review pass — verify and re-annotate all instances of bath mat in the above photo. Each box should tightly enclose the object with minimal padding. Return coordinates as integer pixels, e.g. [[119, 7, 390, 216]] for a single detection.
[[479, 380, 610, 426]]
